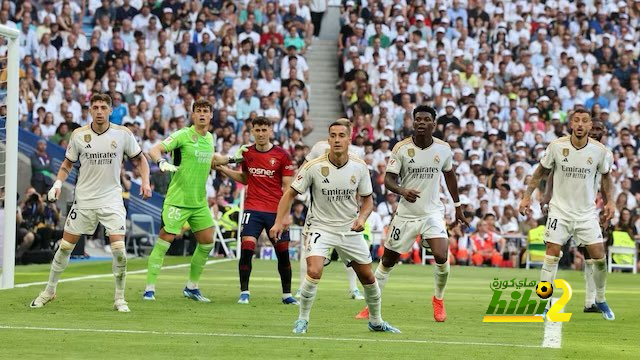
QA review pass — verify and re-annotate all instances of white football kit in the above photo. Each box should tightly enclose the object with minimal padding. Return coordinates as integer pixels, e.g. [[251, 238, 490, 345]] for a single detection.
[[540, 136, 613, 246], [64, 124, 142, 236], [292, 154, 373, 265], [384, 137, 454, 254], [305, 140, 365, 161]]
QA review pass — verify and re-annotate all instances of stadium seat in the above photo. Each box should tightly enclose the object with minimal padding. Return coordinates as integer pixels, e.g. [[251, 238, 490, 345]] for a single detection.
[[607, 231, 638, 274], [126, 214, 157, 257]]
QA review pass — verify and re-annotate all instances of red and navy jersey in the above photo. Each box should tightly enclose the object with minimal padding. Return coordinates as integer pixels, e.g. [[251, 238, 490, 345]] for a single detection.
[[241, 144, 295, 213]]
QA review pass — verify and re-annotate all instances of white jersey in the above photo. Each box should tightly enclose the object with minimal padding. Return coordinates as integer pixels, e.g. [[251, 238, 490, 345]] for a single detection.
[[292, 153, 373, 233], [540, 136, 613, 222], [66, 124, 142, 209], [305, 140, 365, 161], [386, 137, 453, 219]]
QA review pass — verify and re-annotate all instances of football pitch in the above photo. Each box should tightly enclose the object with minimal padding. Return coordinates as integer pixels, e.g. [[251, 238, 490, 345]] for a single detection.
[[1, 258, 638, 359]]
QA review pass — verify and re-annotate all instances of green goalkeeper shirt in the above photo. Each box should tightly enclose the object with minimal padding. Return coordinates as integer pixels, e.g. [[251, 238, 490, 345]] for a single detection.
[[161, 126, 214, 208]]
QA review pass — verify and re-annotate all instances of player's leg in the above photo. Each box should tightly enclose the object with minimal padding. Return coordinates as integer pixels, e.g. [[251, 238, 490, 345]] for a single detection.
[[580, 246, 599, 312], [101, 205, 130, 312], [581, 222, 614, 320], [342, 234, 400, 333], [539, 217, 570, 318], [345, 264, 363, 299], [183, 206, 216, 302], [274, 234, 296, 304], [31, 205, 96, 308], [144, 204, 185, 299], [237, 210, 259, 303], [423, 216, 452, 322]]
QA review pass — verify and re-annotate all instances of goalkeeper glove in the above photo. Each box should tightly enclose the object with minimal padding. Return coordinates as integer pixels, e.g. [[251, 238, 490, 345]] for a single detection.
[[157, 158, 179, 172], [228, 145, 249, 164], [47, 180, 62, 202]]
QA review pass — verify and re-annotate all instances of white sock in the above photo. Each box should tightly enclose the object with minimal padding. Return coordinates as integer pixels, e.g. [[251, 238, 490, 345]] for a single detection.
[[282, 293, 292, 300], [540, 254, 560, 283], [299, 248, 307, 290], [434, 260, 450, 300], [584, 259, 596, 306], [111, 241, 127, 300], [186, 281, 198, 290], [45, 240, 75, 295], [145, 284, 155, 292], [241, 290, 250, 295], [374, 264, 392, 293], [345, 265, 358, 292], [299, 275, 319, 321], [591, 257, 607, 303], [363, 281, 382, 326]]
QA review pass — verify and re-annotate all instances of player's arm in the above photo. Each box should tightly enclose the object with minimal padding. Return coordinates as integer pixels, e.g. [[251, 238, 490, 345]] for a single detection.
[[211, 145, 249, 167], [541, 170, 554, 211], [282, 175, 293, 193], [133, 153, 152, 199], [270, 187, 298, 240], [384, 172, 420, 202], [46, 158, 75, 202], [444, 169, 468, 226], [519, 164, 551, 215], [601, 172, 615, 224], [216, 165, 248, 184], [148, 141, 179, 172], [352, 194, 373, 232]]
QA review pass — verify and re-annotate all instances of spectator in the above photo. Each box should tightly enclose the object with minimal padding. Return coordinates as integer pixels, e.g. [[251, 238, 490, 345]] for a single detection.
[[30, 140, 54, 195]]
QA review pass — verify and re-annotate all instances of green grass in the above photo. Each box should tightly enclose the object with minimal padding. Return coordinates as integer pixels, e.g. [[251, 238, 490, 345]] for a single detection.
[[0, 258, 639, 359]]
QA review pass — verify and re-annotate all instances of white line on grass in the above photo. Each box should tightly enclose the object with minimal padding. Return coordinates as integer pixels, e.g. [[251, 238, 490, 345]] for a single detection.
[[0, 325, 542, 348], [5, 259, 234, 289], [541, 300, 563, 348]]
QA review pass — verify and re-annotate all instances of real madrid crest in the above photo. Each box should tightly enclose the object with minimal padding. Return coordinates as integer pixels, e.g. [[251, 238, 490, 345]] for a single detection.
[[84, 134, 91, 143], [434, 155, 440, 164], [191, 135, 198, 143], [408, 148, 415, 157], [321, 166, 329, 177], [111, 140, 117, 149], [562, 148, 569, 157], [350, 175, 356, 184], [587, 157, 593, 165]]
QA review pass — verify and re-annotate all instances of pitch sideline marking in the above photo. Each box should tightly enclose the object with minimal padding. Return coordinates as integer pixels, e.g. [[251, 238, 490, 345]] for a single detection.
[[0, 324, 542, 348], [4, 259, 234, 289]]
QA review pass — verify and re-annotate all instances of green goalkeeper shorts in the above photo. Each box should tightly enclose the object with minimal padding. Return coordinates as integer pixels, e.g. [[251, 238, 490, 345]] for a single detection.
[[161, 204, 214, 235]]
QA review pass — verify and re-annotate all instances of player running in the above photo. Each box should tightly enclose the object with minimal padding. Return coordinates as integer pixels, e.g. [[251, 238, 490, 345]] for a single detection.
[[355, 105, 467, 322], [540, 118, 608, 313], [270, 121, 400, 334], [296, 118, 368, 301], [216, 116, 298, 305], [31, 93, 152, 312], [519, 109, 616, 321], [142, 99, 247, 302]]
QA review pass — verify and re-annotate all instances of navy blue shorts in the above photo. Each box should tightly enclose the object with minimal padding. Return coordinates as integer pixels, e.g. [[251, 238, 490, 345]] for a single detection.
[[240, 210, 290, 241]]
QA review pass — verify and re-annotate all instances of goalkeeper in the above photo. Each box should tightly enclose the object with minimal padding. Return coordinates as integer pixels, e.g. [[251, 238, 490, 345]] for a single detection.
[[143, 99, 247, 302]]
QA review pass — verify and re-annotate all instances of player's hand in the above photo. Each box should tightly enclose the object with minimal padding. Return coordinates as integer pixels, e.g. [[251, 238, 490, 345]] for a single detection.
[[518, 196, 531, 216], [269, 223, 285, 241], [602, 202, 615, 225], [158, 159, 178, 172], [140, 183, 152, 200], [541, 203, 550, 216], [47, 180, 62, 202], [455, 206, 468, 228], [400, 188, 421, 203], [351, 218, 365, 232]]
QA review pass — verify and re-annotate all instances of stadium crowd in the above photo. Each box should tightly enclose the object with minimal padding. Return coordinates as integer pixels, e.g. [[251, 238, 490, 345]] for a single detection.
[[7, 0, 639, 269]]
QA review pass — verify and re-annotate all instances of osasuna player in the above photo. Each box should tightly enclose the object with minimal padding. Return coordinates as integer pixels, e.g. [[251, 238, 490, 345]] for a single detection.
[[270, 121, 400, 334], [355, 105, 467, 322], [519, 109, 616, 320], [143, 99, 247, 302], [216, 116, 298, 305], [541, 118, 608, 313], [297, 118, 367, 301], [31, 94, 152, 312]]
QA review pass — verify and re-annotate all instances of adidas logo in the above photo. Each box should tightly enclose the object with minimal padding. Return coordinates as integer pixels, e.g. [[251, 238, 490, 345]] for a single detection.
[[85, 144, 92, 149], [409, 159, 415, 163], [119, 226, 125, 230], [562, 158, 568, 162], [322, 178, 330, 184]]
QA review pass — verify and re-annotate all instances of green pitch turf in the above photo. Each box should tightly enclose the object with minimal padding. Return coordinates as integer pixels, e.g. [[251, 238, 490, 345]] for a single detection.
[[1, 258, 638, 359]]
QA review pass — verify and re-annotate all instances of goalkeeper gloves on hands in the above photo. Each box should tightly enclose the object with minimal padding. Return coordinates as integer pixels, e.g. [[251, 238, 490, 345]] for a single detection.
[[228, 145, 249, 164], [157, 158, 179, 172]]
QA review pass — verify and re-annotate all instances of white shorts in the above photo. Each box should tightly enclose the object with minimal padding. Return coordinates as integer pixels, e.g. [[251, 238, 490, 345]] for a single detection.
[[544, 216, 603, 247], [64, 204, 127, 236], [304, 229, 372, 265], [385, 215, 447, 254]]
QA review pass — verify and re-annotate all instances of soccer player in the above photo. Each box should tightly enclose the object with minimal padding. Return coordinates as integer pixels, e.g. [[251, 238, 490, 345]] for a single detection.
[[355, 105, 467, 322], [541, 118, 608, 313], [270, 121, 400, 334], [142, 99, 247, 302], [519, 109, 616, 320], [31, 93, 152, 312], [215, 116, 298, 305], [297, 120, 367, 300]]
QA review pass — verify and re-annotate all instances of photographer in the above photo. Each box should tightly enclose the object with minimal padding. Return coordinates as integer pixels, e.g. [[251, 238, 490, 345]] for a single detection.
[[19, 188, 61, 250]]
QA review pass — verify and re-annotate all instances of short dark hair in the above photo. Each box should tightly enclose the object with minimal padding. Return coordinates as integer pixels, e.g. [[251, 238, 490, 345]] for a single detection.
[[569, 108, 591, 122], [252, 116, 272, 127], [90, 93, 112, 107], [192, 99, 213, 112], [413, 105, 436, 119]]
